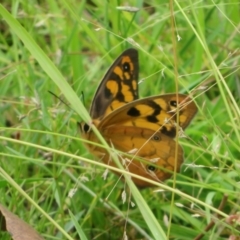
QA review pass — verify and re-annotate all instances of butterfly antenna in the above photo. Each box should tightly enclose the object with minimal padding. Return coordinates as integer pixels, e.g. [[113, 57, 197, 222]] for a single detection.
[[48, 90, 73, 111]]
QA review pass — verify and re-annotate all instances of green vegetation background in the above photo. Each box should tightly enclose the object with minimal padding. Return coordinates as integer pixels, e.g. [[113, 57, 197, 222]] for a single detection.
[[0, 1, 239, 239]]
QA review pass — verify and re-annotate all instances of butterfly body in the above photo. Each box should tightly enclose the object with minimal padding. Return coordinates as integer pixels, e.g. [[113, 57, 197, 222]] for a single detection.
[[81, 49, 197, 188]]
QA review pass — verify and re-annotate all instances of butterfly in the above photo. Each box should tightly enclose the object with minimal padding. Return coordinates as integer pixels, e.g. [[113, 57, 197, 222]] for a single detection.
[[81, 49, 197, 188]]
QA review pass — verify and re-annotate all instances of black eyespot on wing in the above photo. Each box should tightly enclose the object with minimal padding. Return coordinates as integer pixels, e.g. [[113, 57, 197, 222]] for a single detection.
[[123, 62, 130, 72], [152, 134, 161, 141], [170, 100, 177, 107], [127, 107, 141, 117], [147, 165, 156, 172]]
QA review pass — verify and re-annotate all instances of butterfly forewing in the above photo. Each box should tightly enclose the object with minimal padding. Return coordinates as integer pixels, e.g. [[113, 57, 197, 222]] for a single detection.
[[90, 49, 139, 120], [99, 94, 197, 138]]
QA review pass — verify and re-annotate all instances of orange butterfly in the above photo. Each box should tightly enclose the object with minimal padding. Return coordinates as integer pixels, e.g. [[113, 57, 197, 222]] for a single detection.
[[81, 49, 197, 188]]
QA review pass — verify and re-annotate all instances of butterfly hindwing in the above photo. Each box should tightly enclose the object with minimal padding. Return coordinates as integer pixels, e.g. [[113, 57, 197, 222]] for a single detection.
[[86, 126, 184, 188], [90, 49, 139, 120]]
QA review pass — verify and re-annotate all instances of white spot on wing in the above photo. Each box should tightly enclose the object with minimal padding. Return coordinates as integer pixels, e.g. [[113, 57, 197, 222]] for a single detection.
[[128, 148, 138, 154]]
